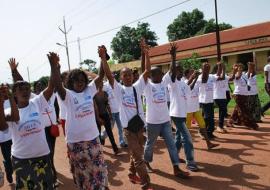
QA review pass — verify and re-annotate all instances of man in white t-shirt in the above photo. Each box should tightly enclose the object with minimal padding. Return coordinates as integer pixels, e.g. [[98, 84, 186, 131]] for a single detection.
[[104, 41, 153, 190], [261, 56, 270, 115], [143, 65, 191, 176], [197, 61, 224, 139]]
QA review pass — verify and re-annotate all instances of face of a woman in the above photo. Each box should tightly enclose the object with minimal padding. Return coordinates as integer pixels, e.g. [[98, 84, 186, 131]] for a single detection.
[[73, 74, 87, 93], [14, 84, 31, 103]]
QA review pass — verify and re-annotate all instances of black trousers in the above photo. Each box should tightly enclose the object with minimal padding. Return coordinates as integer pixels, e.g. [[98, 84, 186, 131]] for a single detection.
[[45, 126, 57, 182], [0, 140, 13, 183], [97, 112, 118, 152], [215, 99, 227, 128]]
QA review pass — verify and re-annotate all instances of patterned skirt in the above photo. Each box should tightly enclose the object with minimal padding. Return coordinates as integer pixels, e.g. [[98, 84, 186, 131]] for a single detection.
[[67, 138, 108, 190], [247, 94, 261, 122], [12, 154, 54, 190]]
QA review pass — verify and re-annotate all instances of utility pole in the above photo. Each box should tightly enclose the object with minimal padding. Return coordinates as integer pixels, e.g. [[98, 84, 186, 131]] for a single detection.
[[77, 37, 82, 64], [27, 67, 30, 83], [58, 17, 72, 71], [214, 0, 221, 62]]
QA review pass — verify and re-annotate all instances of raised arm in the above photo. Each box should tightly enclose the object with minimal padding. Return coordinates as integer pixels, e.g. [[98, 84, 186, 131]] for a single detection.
[[93, 47, 105, 90], [140, 38, 146, 73], [99, 45, 114, 87], [228, 64, 238, 81], [141, 42, 151, 82], [247, 62, 256, 78], [216, 62, 225, 80], [47, 52, 66, 100], [8, 58, 23, 82], [188, 71, 200, 90], [3, 85, 19, 122], [169, 43, 177, 82]]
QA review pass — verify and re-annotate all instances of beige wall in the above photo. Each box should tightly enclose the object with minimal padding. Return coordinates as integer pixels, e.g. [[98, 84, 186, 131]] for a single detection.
[[256, 51, 268, 71]]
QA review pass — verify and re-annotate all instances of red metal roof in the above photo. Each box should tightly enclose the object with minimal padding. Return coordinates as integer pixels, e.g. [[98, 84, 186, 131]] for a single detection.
[[149, 21, 270, 57]]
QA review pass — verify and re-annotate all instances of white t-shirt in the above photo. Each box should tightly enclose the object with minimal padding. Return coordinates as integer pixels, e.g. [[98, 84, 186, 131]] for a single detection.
[[8, 94, 50, 159], [41, 94, 57, 127], [164, 73, 189, 118], [0, 109, 12, 143], [233, 73, 249, 95], [113, 76, 146, 128], [197, 74, 218, 103], [57, 94, 67, 120], [248, 75, 258, 95], [103, 82, 120, 113], [185, 79, 200, 113], [213, 75, 228, 99], [144, 79, 170, 124], [264, 63, 270, 83], [63, 81, 99, 143]]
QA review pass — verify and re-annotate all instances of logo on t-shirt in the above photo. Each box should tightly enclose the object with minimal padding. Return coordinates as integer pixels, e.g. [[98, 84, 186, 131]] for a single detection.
[[75, 101, 94, 119], [29, 112, 39, 117], [18, 120, 42, 137], [152, 87, 166, 104], [73, 97, 79, 104], [122, 95, 136, 109]]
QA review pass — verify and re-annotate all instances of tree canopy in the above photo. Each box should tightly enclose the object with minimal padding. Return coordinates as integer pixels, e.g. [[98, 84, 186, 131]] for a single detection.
[[167, 9, 232, 41], [111, 22, 158, 63]]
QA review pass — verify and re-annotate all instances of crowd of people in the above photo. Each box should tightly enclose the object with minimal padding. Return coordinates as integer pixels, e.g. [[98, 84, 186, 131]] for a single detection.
[[0, 39, 269, 190]]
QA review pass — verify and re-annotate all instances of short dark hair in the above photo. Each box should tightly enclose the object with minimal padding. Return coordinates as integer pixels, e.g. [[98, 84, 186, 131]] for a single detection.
[[66, 69, 89, 90], [12, 80, 30, 93]]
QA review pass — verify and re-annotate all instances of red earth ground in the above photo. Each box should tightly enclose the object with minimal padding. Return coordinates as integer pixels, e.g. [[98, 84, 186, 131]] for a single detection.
[[1, 116, 270, 190]]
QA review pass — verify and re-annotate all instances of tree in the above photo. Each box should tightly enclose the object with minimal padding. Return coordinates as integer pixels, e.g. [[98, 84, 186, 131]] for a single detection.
[[167, 9, 206, 41], [167, 9, 232, 41], [196, 18, 232, 35], [79, 59, 98, 73], [111, 22, 158, 63], [180, 53, 201, 71]]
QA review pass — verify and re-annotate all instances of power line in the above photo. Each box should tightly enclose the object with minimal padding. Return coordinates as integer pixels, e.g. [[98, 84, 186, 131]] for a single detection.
[[68, 0, 192, 44]]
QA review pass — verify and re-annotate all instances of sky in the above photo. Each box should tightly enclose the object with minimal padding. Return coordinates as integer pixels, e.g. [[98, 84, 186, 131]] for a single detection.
[[1, 0, 270, 83]]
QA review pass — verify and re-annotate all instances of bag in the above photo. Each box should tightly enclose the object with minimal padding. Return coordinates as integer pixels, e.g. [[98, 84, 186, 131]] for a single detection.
[[50, 124, 60, 137], [126, 87, 144, 133], [127, 114, 145, 133], [45, 109, 60, 138]]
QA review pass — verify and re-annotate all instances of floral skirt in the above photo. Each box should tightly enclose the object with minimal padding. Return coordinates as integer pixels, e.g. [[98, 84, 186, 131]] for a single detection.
[[12, 154, 54, 190], [67, 138, 108, 190]]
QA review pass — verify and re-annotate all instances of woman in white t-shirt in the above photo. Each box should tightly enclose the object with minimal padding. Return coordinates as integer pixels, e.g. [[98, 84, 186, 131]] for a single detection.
[[51, 49, 108, 189], [185, 69, 218, 150], [246, 62, 261, 122], [228, 63, 259, 129], [1, 55, 56, 189]]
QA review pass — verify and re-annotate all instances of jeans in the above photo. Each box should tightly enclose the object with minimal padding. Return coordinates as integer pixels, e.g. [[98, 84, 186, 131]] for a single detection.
[[144, 121, 179, 165], [97, 112, 118, 152], [200, 103, 215, 135], [0, 140, 13, 183], [101, 112, 126, 145], [214, 99, 227, 128], [171, 117, 195, 165]]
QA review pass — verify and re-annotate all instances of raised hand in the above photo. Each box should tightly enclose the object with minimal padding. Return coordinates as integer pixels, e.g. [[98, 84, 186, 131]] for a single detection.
[[8, 58, 19, 71], [140, 38, 146, 51], [98, 46, 107, 60], [0, 84, 10, 102], [169, 42, 178, 58], [47, 52, 60, 68]]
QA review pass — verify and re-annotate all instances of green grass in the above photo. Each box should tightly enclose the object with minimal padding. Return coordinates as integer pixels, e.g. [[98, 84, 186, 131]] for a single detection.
[[227, 74, 270, 115]]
